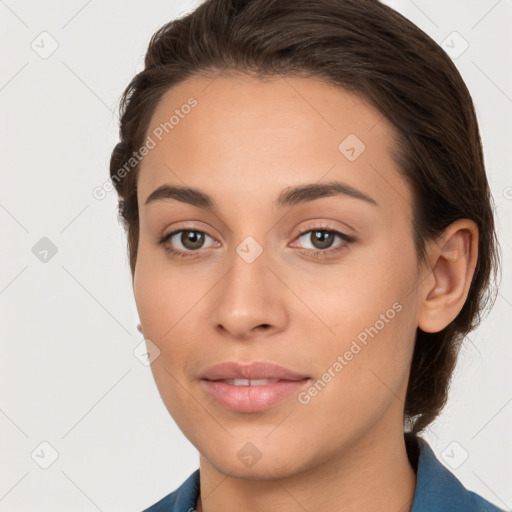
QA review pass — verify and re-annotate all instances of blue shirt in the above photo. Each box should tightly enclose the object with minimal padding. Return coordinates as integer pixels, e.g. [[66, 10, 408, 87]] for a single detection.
[[143, 433, 505, 511]]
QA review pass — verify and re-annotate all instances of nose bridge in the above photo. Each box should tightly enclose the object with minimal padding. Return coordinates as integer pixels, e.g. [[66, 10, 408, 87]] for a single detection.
[[232, 234, 270, 291], [211, 232, 287, 337]]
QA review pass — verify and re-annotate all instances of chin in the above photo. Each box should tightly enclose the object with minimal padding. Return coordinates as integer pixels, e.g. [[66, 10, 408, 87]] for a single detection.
[[207, 454, 300, 481]]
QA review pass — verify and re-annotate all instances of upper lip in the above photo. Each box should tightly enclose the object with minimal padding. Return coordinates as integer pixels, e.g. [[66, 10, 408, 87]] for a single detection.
[[200, 361, 310, 381]]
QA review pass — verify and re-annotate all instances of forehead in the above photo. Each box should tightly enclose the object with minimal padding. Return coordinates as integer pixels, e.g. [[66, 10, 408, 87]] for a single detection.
[[137, 73, 411, 217]]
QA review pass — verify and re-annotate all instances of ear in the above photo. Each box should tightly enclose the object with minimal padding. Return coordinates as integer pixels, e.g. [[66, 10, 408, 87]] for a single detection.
[[417, 219, 479, 333]]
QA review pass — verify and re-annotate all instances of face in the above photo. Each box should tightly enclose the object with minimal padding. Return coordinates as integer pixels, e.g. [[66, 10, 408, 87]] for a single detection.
[[133, 73, 423, 479]]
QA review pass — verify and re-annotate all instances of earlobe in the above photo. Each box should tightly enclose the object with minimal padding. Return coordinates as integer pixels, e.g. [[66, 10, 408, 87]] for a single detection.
[[418, 219, 479, 333]]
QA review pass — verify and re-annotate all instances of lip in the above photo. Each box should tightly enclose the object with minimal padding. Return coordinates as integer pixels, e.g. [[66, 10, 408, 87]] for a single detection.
[[199, 361, 310, 381], [199, 361, 311, 412]]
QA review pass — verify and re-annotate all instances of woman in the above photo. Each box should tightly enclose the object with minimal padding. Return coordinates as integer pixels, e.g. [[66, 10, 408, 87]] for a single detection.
[[109, 0, 503, 510]]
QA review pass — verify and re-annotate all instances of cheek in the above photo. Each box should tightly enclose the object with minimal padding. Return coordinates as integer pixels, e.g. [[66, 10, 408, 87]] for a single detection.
[[294, 300, 417, 446], [133, 249, 210, 382], [134, 255, 206, 423], [134, 246, 197, 341], [298, 237, 416, 345], [303, 237, 419, 397]]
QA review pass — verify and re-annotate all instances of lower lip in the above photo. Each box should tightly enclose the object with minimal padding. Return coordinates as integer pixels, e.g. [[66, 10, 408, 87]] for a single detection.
[[200, 379, 311, 412]]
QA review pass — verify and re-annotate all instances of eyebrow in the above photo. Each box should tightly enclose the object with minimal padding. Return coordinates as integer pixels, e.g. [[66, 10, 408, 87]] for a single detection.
[[144, 180, 378, 210]]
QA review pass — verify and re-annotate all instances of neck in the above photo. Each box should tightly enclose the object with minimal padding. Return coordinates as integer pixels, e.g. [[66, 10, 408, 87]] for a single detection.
[[196, 423, 417, 512]]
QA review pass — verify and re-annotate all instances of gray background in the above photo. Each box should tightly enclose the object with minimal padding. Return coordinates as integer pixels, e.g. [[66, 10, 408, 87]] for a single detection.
[[1, 0, 511, 510]]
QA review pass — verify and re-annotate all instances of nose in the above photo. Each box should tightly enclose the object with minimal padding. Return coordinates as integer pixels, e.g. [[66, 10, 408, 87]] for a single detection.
[[211, 242, 288, 340]]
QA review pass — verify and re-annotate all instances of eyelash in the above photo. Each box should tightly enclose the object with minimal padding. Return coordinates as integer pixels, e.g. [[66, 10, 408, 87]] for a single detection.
[[158, 226, 355, 260]]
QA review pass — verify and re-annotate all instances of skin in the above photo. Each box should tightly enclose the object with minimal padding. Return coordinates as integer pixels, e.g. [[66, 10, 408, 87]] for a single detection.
[[133, 73, 478, 512]]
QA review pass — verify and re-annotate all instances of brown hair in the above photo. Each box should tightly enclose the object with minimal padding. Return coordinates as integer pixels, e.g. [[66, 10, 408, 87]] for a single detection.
[[109, 0, 501, 433]]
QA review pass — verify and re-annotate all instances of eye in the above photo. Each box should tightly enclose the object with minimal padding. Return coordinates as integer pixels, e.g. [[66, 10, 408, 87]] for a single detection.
[[293, 228, 354, 258], [159, 229, 217, 258], [158, 225, 355, 260]]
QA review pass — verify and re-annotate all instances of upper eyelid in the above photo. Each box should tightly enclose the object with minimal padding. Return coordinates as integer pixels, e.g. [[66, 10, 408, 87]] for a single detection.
[[162, 218, 353, 237], [162, 224, 349, 237]]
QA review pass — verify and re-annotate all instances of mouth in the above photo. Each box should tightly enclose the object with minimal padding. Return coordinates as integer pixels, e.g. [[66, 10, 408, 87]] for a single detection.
[[212, 378, 298, 386], [198, 361, 311, 412]]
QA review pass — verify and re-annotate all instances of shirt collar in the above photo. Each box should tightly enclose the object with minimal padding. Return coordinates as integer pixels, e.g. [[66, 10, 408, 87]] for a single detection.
[[407, 432, 502, 511]]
